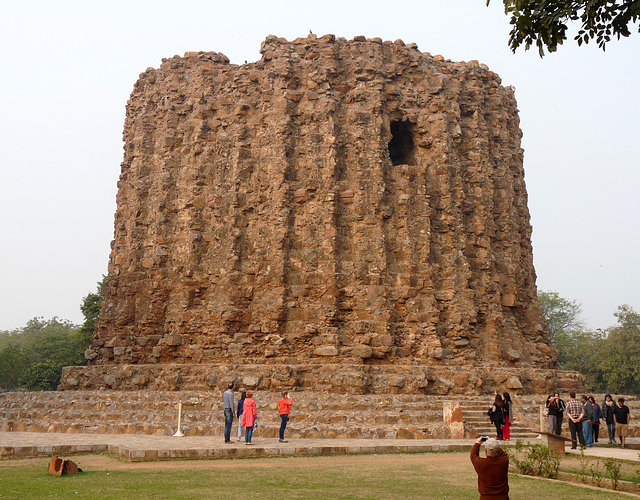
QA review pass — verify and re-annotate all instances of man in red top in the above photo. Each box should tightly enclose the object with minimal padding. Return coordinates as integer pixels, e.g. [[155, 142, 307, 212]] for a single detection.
[[470, 437, 509, 499], [278, 391, 293, 443]]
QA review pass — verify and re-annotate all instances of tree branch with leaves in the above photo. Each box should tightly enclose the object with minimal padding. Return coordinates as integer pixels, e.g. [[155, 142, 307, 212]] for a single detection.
[[488, 0, 640, 56]]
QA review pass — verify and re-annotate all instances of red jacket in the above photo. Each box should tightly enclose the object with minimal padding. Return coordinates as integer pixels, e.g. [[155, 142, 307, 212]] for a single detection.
[[278, 397, 293, 415], [470, 443, 509, 499], [240, 398, 256, 427]]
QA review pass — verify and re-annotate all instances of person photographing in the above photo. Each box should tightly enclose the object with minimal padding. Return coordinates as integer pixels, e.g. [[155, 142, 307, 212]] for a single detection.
[[470, 437, 509, 499]]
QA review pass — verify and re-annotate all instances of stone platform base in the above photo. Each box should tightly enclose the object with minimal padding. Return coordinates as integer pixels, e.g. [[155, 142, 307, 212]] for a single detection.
[[0, 434, 502, 461], [60, 363, 585, 395]]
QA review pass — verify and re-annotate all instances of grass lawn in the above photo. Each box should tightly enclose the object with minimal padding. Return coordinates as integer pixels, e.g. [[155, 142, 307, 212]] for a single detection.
[[0, 452, 634, 499]]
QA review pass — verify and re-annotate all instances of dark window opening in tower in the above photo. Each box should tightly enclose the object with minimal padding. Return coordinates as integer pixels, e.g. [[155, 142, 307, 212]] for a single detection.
[[388, 120, 415, 166]]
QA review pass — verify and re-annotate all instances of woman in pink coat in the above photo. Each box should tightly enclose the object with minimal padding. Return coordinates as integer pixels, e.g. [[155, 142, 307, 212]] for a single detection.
[[240, 391, 257, 445]]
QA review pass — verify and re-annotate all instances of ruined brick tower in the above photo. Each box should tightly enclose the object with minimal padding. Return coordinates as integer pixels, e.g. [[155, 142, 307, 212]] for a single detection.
[[62, 35, 583, 394]]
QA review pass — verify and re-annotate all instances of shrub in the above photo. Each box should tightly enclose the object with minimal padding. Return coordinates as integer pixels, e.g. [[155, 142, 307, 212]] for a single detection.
[[603, 457, 622, 490], [511, 443, 560, 479]]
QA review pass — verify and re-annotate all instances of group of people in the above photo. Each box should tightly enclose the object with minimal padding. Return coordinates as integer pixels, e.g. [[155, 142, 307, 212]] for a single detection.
[[474, 390, 633, 500], [547, 391, 631, 449], [223, 382, 293, 445], [488, 392, 513, 441]]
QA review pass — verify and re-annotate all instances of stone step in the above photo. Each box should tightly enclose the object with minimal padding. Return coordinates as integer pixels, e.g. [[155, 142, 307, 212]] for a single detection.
[[2, 391, 636, 440], [1, 418, 442, 440], [0, 411, 438, 425], [2, 396, 450, 413]]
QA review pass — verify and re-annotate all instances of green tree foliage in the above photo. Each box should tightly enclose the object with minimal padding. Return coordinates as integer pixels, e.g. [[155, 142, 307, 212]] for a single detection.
[[19, 361, 63, 391], [0, 277, 105, 392], [488, 0, 640, 55], [0, 317, 82, 391], [537, 290, 586, 366], [597, 305, 640, 394], [78, 276, 106, 346], [0, 344, 25, 391], [538, 290, 640, 395]]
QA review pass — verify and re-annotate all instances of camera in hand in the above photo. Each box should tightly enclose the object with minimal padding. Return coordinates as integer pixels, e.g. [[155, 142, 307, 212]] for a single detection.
[[481, 436, 488, 442]]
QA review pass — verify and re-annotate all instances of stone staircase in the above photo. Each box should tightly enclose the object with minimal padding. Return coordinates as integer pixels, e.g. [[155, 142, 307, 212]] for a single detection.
[[458, 399, 540, 439]]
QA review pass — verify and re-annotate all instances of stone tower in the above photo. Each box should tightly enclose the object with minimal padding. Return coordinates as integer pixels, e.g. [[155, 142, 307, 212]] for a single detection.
[[62, 35, 583, 394]]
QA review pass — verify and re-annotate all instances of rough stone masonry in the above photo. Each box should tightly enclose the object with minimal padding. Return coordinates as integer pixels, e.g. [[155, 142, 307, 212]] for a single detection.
[[61, 34, 584, 394]]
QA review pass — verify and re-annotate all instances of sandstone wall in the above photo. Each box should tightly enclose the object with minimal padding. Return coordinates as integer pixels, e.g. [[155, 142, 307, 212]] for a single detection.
[[77, 34, 560, 392]]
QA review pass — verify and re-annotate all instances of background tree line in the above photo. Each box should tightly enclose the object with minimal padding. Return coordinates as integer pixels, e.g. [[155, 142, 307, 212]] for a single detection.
[[539, 290, 640, 395], [0, 278, 105, 392]]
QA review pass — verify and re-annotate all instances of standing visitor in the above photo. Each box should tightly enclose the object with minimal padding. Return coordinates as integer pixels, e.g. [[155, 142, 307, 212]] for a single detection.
[[565, 392, 585, 449], [502, 392, 513, 441], [470, 437, 510, 500], [223, 382, 235, 444], [589, 396, 602, 443], [581, 395, 594, 447], [236, 390, 247, 441], [602, 394, 617, 444], [277, 391, 293, 443], [489, 393, 505, 440], [554, 393, 566, 435], [241, 391, 257, 445], [545, 394, 559, 434], [613, 397, 631, 449]]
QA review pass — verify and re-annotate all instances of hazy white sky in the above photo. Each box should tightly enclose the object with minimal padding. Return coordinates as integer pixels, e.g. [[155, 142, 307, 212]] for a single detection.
[[1, 1, 638, 332]]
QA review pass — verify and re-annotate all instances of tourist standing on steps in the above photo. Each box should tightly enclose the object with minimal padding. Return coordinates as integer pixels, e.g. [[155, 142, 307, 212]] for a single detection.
[[565, 392, 585, 449], [603, 394, 617, 444], [581, 395, 594, 447], [502, 392, 513, 441], [489, 393, 505, 440], [241, 391, 257, 445], [236, 390, 247, 441], [613, 397, 631, 449], [589, 396, 602, 443], [470, 437, 510, 500], [554, 393, 566, 436], [223, 382, 235, 444], [278, 391, 293, 443]]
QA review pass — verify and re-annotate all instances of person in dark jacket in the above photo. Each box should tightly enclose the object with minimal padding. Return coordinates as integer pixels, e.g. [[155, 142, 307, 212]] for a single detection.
[[502, 392, 513, 441], [589, 396, 602, 443], [581, 395, 594, 447], [470, 437, 509, 500], [554, 393, 566, 435], [602, 394, 617, 444], [236, 390, 247, 441], [545, 394, 559, 434], [489, 393, 505, 440]]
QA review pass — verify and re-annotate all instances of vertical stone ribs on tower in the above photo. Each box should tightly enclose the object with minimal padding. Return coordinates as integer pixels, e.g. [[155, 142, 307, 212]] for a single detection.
[[62, 34, 584, 395]]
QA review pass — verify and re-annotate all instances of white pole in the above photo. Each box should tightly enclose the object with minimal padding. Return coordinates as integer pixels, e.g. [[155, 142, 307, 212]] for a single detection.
[[173, 401, 185, 437]]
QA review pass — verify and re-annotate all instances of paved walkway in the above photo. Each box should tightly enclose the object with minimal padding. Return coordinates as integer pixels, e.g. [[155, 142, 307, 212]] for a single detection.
[[0, 432, 637, 462]]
